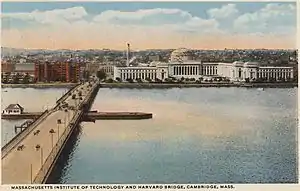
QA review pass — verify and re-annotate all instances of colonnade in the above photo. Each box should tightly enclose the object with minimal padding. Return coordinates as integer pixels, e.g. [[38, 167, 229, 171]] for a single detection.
[[120, 69, 157, 80], [257, 69, 293, 79], [201, 65, 218, 76], [172, 65, 199, 75]]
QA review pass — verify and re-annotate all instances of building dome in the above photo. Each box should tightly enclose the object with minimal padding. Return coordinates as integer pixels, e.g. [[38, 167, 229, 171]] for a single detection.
[[170, 48, 194, 62]]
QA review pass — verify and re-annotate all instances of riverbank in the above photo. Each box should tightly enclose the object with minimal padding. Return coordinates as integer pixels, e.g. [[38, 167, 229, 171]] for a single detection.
[[1, 83, 78, 89], [100, 82, 298, 89], [1, 82, 297, 89]]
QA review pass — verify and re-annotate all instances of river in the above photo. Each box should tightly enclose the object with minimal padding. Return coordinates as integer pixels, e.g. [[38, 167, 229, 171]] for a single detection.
[[1, 87, 298, 183]]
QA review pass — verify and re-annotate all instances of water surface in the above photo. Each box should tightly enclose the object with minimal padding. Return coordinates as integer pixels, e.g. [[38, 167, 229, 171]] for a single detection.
[[1, 87, 298, 183]]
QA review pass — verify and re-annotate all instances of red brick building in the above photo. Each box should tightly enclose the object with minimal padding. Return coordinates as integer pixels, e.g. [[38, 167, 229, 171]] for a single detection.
[[34, 62, 80, 83], [1, 62, 15, 73]]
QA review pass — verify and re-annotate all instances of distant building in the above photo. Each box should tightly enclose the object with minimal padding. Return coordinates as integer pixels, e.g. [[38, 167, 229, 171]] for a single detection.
[[1, 62, 15, 73], [2, 104, 24, 115], [34, 62, 80, 83], [99, 65, 114, 78], [148, 55, 162, 62], [15, 63, 35, 75], [85, 63, 100, 74], [114, 48, 295, 82]]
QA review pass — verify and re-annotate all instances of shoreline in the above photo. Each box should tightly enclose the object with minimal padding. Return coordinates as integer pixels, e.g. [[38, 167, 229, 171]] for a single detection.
[[1, 83, 78, 89], [99, 82, 298, 89], [1, 82, 297, 89]]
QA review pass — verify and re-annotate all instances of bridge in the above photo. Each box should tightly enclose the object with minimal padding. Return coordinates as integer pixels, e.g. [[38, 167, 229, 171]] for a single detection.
[[1, 79, 100, 184]]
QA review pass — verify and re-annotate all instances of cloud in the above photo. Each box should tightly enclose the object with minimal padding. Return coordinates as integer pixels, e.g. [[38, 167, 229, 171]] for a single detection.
[[92, 8, 219, 33], [1, 3, 297, 49], [2, 6, 88, 25], [93, 8, 192, 25], [3, 7, 219, 34], [233, 3, 296, 34], [207, 4, 239, 19]]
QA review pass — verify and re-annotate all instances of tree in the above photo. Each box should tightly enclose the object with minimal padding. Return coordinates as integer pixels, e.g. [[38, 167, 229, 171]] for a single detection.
[[13, 73, 21, 84], [96, 69, 107, 80], [145, 78, 152, 83], [126, 78, 134, 83], [105, 78, 114, 83], [23, 73, 30, 84], [116, 77, 122, 82], [164, 78, 172, 83]]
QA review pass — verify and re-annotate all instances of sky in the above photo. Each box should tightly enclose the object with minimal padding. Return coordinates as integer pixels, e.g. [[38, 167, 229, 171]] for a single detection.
[[1, 1, 297, 50]]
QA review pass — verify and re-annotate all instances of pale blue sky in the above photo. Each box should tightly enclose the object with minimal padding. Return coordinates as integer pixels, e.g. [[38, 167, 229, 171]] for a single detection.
[[1, 1, 297, 49]]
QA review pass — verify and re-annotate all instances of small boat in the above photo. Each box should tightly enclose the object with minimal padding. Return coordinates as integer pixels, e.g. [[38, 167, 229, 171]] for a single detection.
[[4, 90, 8, 92], [258, 88, 264, 91]]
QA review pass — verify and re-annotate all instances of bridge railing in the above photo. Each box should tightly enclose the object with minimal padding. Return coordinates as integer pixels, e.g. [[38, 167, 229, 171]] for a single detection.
[[33, 111, 83, 184], [33, 83, 98, 183], [1, 109, 51, 158], [32, 82, 99, 183]]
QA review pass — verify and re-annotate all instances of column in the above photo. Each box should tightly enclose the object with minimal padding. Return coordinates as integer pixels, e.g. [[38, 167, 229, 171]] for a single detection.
[[285, 70, 287, 79]]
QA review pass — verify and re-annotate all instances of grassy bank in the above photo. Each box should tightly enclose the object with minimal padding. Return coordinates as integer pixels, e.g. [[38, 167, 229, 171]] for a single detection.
[[100, 82, 298, 89], [1, 83, 78, 89]]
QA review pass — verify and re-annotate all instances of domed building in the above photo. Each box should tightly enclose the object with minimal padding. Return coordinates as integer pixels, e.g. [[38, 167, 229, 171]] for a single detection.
[[113, 44, 295, 82], [170, 48, 194, 62]]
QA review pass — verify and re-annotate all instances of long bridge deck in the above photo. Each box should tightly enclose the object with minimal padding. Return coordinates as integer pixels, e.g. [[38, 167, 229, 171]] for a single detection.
[[1, 80, 99, 184]]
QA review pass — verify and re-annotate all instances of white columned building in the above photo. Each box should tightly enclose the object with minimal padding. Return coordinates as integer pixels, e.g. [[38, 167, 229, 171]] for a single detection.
[[113, 48, 295, 82]]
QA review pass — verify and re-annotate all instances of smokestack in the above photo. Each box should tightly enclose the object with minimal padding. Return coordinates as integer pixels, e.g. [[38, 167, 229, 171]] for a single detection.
[[126, 43, 130, 66]]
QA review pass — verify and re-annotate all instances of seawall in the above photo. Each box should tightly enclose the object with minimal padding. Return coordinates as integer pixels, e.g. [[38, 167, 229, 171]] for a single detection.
[[99, 82, 298, 89]]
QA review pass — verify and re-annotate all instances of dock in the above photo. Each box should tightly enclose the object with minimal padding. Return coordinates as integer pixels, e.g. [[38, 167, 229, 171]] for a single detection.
[[84, 112, 152, 120], [2, 112, 43, 120], [14, 120, 33, 133], [2, 111, 153, 121]]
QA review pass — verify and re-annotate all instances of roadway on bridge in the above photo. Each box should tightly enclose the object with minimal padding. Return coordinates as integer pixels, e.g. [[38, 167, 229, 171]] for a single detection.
[[2, 81, 97, 184]]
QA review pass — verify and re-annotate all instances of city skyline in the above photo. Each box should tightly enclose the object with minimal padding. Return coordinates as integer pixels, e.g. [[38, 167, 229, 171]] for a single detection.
[[1, 1, 297, 50]]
